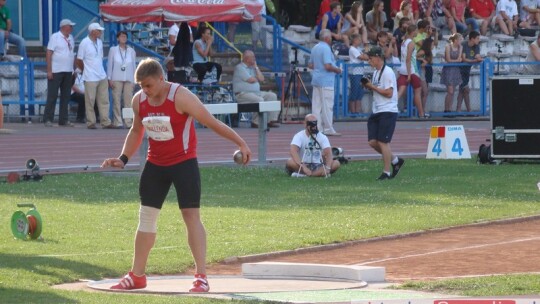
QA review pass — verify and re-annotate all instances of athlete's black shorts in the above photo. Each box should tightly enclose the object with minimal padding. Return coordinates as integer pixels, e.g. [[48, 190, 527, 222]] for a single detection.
[[139, 158, 201, 209], [367, 112, 398, 143]]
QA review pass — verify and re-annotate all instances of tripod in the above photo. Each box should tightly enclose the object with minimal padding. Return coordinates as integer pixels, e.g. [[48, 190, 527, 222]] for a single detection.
[[282, 47, 311, 123], [295, 134, 329, 178], [494, 43, 503, 75]]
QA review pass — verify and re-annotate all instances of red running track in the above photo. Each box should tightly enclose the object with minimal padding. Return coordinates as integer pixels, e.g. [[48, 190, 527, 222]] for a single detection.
[[0, 119, 491, 174]]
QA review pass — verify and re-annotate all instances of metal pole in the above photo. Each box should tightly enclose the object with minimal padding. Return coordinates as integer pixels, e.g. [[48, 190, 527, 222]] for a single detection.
[[257, 112, 268, 165]]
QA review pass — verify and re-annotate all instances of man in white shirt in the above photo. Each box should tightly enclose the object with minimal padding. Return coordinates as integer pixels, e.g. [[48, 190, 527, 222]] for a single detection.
[[362, 46, 405, 180], [285, 114, 340, 177], [76, 23, 113, 129], [43, 19, 76, 127], [492, 0, 519, 35]]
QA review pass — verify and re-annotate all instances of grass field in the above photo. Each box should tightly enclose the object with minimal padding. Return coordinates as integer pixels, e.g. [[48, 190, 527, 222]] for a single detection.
[[1, 158, 539, 303]]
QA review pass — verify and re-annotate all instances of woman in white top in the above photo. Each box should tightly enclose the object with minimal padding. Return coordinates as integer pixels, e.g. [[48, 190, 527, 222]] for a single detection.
[[393, 1, 415, 31], [396, 24, 427, 118], [341, 1, 369, 44], [107, 31, 136, 128]]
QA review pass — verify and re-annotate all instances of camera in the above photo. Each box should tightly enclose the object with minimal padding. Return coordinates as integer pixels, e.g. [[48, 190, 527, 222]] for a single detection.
[[361, 76, 370, 85], [306, 120, 319, 134], [121, 64, 126, 71]]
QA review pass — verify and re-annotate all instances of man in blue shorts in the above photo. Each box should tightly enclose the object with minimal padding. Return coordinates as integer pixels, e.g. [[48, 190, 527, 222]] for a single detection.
[[362, 46, 405, 180]]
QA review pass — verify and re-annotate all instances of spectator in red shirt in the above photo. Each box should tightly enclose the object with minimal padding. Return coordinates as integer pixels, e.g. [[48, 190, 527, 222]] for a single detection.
[[469, 0, 495, 35]]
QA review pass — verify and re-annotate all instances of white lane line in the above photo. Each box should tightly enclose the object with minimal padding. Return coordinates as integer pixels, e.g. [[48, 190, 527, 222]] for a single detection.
[[37, 246, 181, 258], [358, 236, 540, 265]]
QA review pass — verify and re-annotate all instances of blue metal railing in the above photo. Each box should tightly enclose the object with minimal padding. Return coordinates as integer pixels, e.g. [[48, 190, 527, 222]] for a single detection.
[[334, 60, 494, 119], [3, 52, 530, 121]]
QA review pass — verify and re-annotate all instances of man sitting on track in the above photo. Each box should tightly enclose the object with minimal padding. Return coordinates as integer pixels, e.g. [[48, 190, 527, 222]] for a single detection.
[[285, 113, 340, 177]]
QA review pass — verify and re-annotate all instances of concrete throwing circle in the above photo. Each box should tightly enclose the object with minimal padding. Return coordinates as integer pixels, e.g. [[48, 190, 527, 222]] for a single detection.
[[88, 275, 367, 294]]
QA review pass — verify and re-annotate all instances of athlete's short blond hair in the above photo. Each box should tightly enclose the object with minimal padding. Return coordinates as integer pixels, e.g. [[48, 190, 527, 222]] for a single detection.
[[135, 58, 164, 83]]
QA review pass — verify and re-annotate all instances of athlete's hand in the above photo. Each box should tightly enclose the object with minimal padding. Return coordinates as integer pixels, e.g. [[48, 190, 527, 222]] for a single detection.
[[101, 158, 125, 169], [239, 144, 252, 165]]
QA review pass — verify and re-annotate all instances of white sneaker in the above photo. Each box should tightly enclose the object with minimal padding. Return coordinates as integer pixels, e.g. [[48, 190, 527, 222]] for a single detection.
[[291, 173, 306, 178]]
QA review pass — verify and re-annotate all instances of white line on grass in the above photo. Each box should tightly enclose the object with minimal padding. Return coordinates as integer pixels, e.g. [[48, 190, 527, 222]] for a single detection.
[[358, 236, 540, 265], [37, 246, 181, 258]]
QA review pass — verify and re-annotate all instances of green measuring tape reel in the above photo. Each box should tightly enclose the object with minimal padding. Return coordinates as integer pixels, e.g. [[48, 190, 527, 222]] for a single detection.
[[10, 204, 43, 240]]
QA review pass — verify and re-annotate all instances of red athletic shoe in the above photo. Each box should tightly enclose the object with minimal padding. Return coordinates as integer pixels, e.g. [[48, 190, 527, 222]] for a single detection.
[[189, 273, 210, 292], [110, 271, 147, 290]]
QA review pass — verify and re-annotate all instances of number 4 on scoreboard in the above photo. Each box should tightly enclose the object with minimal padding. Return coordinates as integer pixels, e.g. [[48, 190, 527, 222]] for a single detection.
[[451, 138, 463, 155], [431, 138, 464, 156], [431, 138, 442, 156]]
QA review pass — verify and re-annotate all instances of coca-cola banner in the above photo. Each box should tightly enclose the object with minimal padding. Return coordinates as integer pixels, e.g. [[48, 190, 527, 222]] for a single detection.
[[100, 0, 262, 23]]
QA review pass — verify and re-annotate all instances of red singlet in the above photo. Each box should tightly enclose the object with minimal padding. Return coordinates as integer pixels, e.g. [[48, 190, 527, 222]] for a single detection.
[[138, 83, 197, 166]]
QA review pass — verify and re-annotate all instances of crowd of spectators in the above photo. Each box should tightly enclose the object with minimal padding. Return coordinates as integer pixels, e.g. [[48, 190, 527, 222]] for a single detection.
[[310, 0, 540, 115], [316, 0, 540, 44]]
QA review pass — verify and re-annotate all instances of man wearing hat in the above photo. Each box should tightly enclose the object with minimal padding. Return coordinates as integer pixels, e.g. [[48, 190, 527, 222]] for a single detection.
[[76, 22, 114, 129], [43, 19, 77, 127], [362, 46, 404, 180]]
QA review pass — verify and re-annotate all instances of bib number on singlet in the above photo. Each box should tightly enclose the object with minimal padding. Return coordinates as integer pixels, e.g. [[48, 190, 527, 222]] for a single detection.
[[142, 116, 174, 141]]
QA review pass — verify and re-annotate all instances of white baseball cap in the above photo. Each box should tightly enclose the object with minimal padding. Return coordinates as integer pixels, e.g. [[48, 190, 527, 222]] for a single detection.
[[59, 19, 76, 27], [88, 23, 105, 32]]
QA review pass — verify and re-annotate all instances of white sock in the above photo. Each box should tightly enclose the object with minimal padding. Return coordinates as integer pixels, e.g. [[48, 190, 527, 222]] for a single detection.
[[392, 157, 399, 165], [384, 171, 391, 176]]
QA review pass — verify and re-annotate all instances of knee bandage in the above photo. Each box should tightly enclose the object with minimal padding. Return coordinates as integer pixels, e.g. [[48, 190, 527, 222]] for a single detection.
[[137, 205, 160, 233]]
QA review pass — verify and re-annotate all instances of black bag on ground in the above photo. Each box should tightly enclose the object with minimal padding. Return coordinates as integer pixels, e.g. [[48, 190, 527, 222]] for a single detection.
[[477, 144, 494, 164]]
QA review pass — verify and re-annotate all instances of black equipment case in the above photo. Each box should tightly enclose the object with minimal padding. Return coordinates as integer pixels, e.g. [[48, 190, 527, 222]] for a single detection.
[[490, 76, 540, 159]]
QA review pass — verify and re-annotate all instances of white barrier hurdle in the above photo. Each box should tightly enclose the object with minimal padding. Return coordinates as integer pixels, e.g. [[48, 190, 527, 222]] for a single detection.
[[122, 101, 281, 168]]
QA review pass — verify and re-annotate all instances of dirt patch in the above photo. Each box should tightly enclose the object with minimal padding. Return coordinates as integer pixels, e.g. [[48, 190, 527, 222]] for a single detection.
[[199, 216, 540, 281]]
